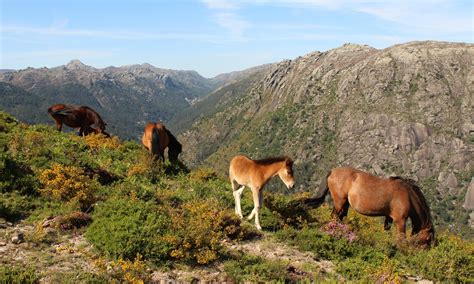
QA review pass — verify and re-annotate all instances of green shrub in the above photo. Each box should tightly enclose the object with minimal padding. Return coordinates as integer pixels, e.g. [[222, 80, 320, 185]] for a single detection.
[[86, 192, 256, 265], [0, 154, 38, 195], [0, 111, 19, 133], [223, 254, 290, 282], [0, 192, 37, 221], [165, 198, 256, 264], [275, 226, 358, 261], [0, 265, 39, 283], [405, 233, 474, 282], [85, 197, 172, 262]]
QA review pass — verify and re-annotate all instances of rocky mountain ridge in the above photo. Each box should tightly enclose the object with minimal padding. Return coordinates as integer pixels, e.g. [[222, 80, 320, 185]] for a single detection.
[[178, 41, 473, 234], [0, 60, 265, 139]]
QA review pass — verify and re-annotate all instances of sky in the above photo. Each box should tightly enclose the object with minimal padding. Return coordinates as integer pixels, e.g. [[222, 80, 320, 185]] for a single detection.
[[0, 0, 472, 77]]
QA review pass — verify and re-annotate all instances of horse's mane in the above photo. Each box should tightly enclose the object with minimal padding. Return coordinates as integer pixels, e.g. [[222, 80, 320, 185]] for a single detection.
[[391, 177, 433, 231], [254, 156, 292, 165]]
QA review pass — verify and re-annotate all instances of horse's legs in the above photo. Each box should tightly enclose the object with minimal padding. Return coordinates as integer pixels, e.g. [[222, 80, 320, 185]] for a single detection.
[[248, 188, 262, 230], [394, 217, 407, 240], [384, 216, 393, 231], [159, 150, 165, 162], [232, 180, 245, 219], [332, 199, 349, 221], [53, 118, 62, 131]]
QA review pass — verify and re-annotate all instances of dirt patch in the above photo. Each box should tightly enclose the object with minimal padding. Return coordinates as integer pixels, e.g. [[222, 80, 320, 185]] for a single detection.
[[224, 233, 336, 277]]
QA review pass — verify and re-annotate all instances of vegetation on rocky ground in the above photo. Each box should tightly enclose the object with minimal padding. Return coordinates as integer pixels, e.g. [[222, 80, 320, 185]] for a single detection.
[[1, 112, 473, 282]]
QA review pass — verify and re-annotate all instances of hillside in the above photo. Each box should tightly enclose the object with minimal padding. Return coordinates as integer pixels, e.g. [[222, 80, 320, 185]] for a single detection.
[[179, 41, 474, 236], [1, 112, 472, 282], [169, 64, 274, 134], [0, 60, 216, 139]]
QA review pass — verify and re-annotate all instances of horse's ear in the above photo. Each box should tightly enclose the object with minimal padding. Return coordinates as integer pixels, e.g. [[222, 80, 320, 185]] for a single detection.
[[285, 158, 293, 167]]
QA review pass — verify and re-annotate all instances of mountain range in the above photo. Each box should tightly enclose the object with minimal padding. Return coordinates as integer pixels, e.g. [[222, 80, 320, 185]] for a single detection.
[[0, 60, 259, 139], [0, 41, 473, 235]]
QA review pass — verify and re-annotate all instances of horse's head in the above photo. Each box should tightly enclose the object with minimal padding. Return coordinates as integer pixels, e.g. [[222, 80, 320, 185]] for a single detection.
[[278, 158, 295, 189], [415, 227, 435, 248], [96, 121, 107, 132], [169, 141, 182, 163], [167, 130, 182, 163]]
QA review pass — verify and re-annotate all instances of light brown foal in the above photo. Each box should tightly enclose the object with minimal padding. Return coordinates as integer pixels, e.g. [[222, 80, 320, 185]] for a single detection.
[[229, 155, 295, 230]]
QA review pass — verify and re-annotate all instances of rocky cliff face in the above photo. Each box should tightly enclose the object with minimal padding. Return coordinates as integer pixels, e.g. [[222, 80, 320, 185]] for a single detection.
[[180, 41, 473, 234]]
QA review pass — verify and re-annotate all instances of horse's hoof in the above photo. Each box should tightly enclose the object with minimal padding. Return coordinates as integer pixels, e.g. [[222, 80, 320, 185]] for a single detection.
[[256, 225, 262, 230]]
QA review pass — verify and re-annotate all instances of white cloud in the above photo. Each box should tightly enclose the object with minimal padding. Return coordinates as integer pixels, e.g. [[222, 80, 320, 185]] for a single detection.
[[201, 0, 472, 35], [201, 0, 252, 39], [356, 1, 472, 33], [214, 12, 251, 38]]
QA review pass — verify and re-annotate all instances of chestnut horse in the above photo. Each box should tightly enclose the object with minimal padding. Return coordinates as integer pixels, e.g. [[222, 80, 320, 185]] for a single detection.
[[310, 167, 434, 247], [142, 122, 182, 163], [229, 155, 295, 230], [48, 104, 109, 137]]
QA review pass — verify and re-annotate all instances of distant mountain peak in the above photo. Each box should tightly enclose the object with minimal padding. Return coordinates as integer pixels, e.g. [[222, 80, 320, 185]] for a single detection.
[[65, 59, 90, 70]]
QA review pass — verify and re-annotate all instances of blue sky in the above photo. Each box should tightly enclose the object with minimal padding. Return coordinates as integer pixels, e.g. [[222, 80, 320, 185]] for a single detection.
[[1, 0, 472, 77]]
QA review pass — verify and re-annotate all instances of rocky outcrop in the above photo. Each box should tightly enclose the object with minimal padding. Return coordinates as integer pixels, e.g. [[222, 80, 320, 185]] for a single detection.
[[180, 41, 474, 231]]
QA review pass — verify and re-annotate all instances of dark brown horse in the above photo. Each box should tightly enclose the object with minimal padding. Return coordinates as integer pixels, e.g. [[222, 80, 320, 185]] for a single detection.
[[229, 155, 295, 230], [48, 104, 109, 137], [309, 167, 434, 247], [142, 122, 182, 163]]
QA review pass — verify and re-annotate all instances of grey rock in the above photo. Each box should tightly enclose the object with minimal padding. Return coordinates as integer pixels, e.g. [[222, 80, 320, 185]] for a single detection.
[[463, 178, 474, 210], [11, 232, 24, 244]]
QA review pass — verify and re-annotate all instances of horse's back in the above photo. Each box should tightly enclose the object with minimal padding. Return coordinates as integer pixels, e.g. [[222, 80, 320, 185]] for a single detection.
[[48, 104, 74, 115], [142, 122, 169, 152], [328, 167, 360, 190], [330, 167, 411, 214], [229, 155, 253, 182], [229, 155, 253, 171]]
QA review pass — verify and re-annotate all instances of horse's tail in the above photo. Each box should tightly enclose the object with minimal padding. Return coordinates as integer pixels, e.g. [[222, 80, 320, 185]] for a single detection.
[[303, 170, 332, 208], [150, 127, 161, 157]]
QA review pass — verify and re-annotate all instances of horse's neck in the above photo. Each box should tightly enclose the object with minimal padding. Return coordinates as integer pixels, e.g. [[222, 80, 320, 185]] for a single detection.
[[410, 199, 432, 231], [258, 162, 283, 181]]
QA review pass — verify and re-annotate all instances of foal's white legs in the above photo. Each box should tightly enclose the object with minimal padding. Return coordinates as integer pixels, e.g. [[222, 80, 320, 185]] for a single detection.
[[232, 181, 245, 219], [248, 189, 263, 230]]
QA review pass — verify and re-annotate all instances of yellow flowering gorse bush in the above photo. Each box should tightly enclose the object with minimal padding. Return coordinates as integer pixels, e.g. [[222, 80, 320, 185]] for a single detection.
[[39, 164, 97, 210]]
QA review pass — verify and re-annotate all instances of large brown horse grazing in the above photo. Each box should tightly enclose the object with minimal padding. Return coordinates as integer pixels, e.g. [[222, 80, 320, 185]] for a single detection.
[[142, 122, 182, 163], [309, 167, 434, 247], [48, 104, 109, 137], [229, 155, 295, 230]]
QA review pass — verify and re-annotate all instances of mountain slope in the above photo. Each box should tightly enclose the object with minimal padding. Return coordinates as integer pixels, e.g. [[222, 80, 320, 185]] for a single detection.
[[0, 60, 215, 139], [179, 41, 474, 234], [169, 64, 273, 134]]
